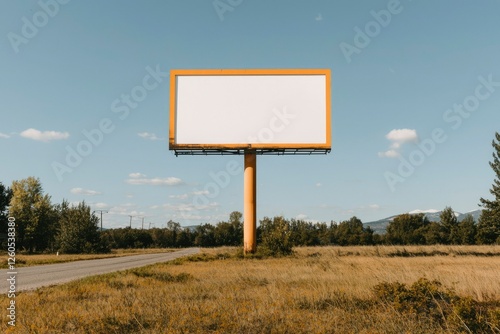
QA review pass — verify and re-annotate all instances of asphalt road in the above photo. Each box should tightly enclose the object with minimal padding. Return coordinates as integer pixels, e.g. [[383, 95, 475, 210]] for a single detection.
[[1, 248, 199, 292]]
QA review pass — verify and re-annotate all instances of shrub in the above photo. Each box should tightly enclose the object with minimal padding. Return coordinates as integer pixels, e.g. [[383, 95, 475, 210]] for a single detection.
[[373, 278, 497, 333], [130, 268, 192, 283], [259, 216, 293, 257]]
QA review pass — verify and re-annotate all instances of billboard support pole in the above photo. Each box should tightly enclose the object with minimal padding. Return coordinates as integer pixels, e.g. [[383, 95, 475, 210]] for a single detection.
[[244, 152, 257, 254]]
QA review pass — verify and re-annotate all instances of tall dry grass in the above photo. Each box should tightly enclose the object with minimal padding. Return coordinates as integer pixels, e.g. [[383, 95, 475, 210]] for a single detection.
[[2, 245, 499, 333]]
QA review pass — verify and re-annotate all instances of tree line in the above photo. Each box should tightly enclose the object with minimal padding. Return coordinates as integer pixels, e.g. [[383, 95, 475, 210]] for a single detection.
[[1, 132, 499, 253], [0, 177, 108, 254], [99, 205, 496, 251]]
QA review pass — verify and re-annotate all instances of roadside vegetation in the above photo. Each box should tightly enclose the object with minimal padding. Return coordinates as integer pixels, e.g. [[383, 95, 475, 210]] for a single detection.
[[1, 246, 499, 333]]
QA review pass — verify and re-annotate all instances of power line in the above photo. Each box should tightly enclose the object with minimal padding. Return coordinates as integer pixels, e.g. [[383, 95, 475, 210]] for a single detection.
[[93, 210, 108, 231]]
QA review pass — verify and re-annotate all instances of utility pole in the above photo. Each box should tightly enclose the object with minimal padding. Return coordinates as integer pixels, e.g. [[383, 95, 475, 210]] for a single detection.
[[93, 210, 108, 231], [128, 215, 134, 228], [141, 217, 145, 230]]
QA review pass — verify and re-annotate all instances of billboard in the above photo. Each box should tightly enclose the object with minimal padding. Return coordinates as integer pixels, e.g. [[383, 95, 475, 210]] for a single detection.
[[169, 69, 331, 154]]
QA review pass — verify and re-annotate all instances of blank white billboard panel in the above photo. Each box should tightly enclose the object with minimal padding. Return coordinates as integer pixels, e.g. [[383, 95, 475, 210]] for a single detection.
[[169, 69, 331, 152]]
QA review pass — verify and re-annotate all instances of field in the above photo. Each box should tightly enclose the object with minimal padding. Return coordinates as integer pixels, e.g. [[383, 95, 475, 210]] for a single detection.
[[2, 245, 500, 333]]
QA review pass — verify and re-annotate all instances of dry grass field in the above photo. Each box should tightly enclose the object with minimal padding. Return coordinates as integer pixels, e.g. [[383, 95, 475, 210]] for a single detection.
[[2, 245, 500, 333]]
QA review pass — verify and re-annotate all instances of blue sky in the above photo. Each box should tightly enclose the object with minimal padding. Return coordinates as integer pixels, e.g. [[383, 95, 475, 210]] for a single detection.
[[1, 0, 499, 228]]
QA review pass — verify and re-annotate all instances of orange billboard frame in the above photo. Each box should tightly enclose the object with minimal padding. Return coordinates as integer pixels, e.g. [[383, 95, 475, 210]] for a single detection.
[[169, 69, 331, 155]]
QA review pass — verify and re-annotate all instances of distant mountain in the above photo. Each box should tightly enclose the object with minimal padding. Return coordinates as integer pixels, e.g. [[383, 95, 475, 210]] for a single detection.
[[183, 225, 200, 232], [457, 209, 483, 222], [364, 209, 483, 234], [363, 214, 399, 235]]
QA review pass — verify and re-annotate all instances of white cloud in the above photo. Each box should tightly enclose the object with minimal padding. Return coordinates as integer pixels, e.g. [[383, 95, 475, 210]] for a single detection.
[[129, 210, 145, 216], [315, 13, 323, 21], [390, 142, 401, 150], [0, 132, 10, 139], [20, 128, 69, 142], [162, 202, 218, 212], [192, 190, 210, 196], [378, 149, 399, 158], [315, 182, 322, 187], [138, 132, 165, 141], [379, 128, 418, 158], [126, 176, 183, 186], [386, 128, 418, 143], [169, 194, 189, 200], [168, 190, 214, 200], [368, 204, 380, 210], [94, 202, 109, 209], [70, 187, 101, 196], [109, 203, 137, 215], [168, 212, 225, 222], [129, 172, 146, 178], [409, 209, 439, 214], [172, 213, 206, 221], [295, 214, 320, 224]]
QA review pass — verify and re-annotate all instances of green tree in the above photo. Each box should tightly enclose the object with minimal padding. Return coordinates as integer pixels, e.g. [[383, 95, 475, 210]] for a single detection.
[[289, 219, 319, 246], [194, 223, 216, 247], [476, 210, 499, 244], [423, 222, 446, 245], [0, 182, 13, 236], [56, 201, 109, 253], [166, 220, 181, 247], [8, 177, 57, 252], [176, 228, 193, 247], [456, 214, 476, 245], [440, 207, 459, 244], [386, 213, 428, 245], [228, 211, 243, 244], [104, 227, 136, 248], [129, 229, 153, 248], [259, 216, 293, 256], [334, 216, 373, 245], [229, 211, 243, 225], [477, 132, 500, 244], [315, 222, 331, 245], [214, 211, 243, 246], [150, 227, 170, 247]]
